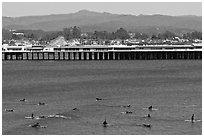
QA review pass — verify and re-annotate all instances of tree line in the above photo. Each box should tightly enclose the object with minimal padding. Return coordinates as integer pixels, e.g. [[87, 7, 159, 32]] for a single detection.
[[2, 26, 202, 41]]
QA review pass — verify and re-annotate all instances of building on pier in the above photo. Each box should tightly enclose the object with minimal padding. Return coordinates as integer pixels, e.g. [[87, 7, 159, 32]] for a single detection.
[[2, 43, 202, 52], [41, 44, 201, 52], [2, 43, 202, 61]]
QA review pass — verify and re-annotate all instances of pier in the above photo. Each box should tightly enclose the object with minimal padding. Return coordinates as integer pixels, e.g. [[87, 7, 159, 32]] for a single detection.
[[2, 50, 202, 60]]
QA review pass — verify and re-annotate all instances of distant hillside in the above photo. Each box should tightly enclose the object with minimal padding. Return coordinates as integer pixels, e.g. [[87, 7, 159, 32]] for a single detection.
[[2, 10, 202, 34]]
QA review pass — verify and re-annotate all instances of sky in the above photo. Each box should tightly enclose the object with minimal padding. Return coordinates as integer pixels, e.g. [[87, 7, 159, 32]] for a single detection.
[[2, 2, 202, 17]]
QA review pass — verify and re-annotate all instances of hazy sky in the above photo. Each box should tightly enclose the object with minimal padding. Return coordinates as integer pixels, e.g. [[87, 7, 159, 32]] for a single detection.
[[2, 2, 202, 17]]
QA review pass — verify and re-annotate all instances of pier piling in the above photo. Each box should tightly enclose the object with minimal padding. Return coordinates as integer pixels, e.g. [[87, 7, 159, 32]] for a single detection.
[[2, 51, 202, 61]]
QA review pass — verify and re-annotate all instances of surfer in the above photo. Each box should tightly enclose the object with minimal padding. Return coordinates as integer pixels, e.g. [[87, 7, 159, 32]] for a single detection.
[[72, 108, 79, 111], [103, 119, 108, 127], [143, 114, 151, 118], [38, 102, 45, 105], [31, 113, 34, 119], [121, 104, 131, 108], [142, 124, 151, 128], [146, 114, 151, 118], [20, 98, 26, 102], [96, 97, 103, 101], [148, 106, 153, 110], [31, 122, 40, 128], [39, 115, 46, 119], [125, 111, 133, 114], [191, 114, 195, 123], [5, 109, 14, 112], [25, 113, 35, 119]]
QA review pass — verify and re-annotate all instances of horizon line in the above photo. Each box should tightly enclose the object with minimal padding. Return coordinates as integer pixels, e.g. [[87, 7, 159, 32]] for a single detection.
[[2, 9, 202, 18]]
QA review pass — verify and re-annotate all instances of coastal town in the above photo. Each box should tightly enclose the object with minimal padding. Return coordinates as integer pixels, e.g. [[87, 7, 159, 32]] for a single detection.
[[2, 27, 202, 53]]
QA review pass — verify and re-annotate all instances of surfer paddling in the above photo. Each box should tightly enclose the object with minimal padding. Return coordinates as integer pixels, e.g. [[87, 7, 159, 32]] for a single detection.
[[20, 98, 26, 102], [142, 124, 151, 128], [31, 122, 40, 128], [38, 102, 46, 105], [121, 104, 131, 108], [126, 104, 131, 107], [96, 97, 104, 101], [125, 111, 133, 114], [5, 109, 14, 112], [30, 122, 47, 128], [72, 108, 79, 111]]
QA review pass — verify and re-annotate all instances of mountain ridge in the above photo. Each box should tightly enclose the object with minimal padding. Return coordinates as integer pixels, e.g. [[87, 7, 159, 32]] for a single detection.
[[3, 9, 201, 18], [2, 10, 202, 34]]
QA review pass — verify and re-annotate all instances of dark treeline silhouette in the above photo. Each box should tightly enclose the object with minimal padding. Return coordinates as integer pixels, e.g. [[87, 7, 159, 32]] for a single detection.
[[155, 31, 177, 39], [134, 32, 149, 40], [2, 29, 13, 40], [92, 28, 130, 40], [63, 26, 81, 40], [2, 27, 202, 41], [183, 31, 202, 40]]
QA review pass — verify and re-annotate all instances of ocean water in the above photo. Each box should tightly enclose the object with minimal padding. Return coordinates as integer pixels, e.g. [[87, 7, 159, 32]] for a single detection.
[[2, 60, 202, 135]]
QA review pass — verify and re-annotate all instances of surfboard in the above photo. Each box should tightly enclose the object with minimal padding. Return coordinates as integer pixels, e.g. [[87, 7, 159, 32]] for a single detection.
[[25, 117, 34, 119], [142, 108, 158, 111], [28, 125, 47, 128], [48, 115, 68, 119], [5, 109, 14, 112], [184, 119, 201, 122], [37, 103, 47, 106]]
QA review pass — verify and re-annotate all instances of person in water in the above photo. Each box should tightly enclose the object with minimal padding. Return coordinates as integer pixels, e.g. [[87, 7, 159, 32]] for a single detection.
[[191, 114, 195, 123], [39, 115, 46, 118], [96, 98, 103, 101], [142, 124, 151, 128], [148, 106, 153, 110], [31, 113, 34, 119], [31, 123, 40, 127], [125, 111, 133, 114], [38, 102, 45, 105], [72, 108, 79, 111], [20, 98, 26, 102], [5, 109, 14, 112], [103, 119, 108, 127], [127, 104, 131, 107], [121, 104, 131, 108], [143, 114, 151, 118]]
